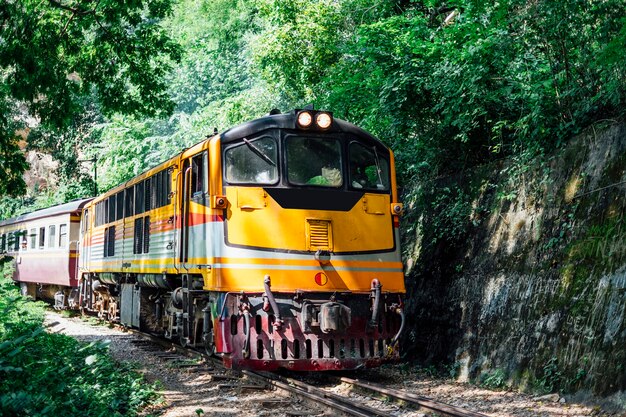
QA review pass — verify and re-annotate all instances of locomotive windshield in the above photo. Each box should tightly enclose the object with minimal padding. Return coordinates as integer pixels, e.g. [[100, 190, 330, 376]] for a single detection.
[[223, 131, 391, 191], [224, 136, 278, 184], [286, 136, 343, 187]]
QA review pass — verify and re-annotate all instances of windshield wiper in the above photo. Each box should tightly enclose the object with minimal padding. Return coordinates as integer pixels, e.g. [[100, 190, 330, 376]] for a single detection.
[[243, 138, 276, 166], [372, 146, 384, 186]]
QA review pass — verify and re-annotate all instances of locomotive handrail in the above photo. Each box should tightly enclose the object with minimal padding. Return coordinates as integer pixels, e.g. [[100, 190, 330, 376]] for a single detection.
[[391, 307, 405, 347], [263, 275, 283, 330], [181, 166, 193, 271], [172, 166, 183, 273]]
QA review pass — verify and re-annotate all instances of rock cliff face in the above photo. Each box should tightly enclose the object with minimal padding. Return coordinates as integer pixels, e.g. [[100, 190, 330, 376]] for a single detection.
[[402, 122, 626, 398]]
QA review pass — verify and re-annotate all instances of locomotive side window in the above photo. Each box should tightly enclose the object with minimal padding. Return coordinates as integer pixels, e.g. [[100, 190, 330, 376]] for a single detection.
[[59, 224, 68, 248], [104, 226, 115, 257], [109, 196, 117, 223], [13, 232, 20, 251], [143, 216, 150, 253], [0, 234, 5, 252], [348, 142, 390, 191], [133, 218, 143, 254], [191, 152, 207, 195], [125, 186, 134, 217], [225, 136, 278, 184], [104, 199, 109, 224], [286, 137, 342, 187], [135, 181, 145, 215], [151, 173, 158, 209], [29, 228, 36, 249], [95, 202, 101, 226], [165, 169, 171, 204], [48, 225, 56, 248], [39, 227, 45, 249], [116, 192, 124, 220], [143, 169, 171, 209], [144, 177, 151, 212], [82, 209, 90, 233]]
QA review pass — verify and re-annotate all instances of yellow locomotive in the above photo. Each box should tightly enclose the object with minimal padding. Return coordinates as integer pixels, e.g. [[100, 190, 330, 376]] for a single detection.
[[11, 109, 406, 370]]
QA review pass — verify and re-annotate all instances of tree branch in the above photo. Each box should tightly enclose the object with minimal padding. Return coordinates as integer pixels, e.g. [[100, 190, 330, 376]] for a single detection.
[[48, 0, 93, 16]]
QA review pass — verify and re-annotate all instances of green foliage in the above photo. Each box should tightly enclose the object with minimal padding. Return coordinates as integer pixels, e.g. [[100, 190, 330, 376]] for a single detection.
[[0, 0, 180, 198], [481, 369, 507, 389], [538, 357, 562, 394], [0, 265, 158, 416], [5, 0, 626, 240], [0, 85, 29, 197], [252, 0, 626, 184], [82, 0, 279, 194]]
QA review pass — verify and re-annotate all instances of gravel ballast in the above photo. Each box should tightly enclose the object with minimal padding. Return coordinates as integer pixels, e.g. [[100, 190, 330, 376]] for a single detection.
[[44, 311, 617, 417]]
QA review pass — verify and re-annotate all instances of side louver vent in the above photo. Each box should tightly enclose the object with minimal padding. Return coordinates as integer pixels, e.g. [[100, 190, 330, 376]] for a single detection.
[[307, 219, 332, 251]]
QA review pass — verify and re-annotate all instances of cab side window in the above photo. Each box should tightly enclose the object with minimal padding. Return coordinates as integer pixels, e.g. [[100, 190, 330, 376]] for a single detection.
[[348, 142, 390, 191], [191, 152, 208, 196]]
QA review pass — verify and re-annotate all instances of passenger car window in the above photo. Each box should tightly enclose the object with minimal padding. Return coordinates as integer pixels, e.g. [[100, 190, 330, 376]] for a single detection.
[[225, 136, 278, 184], [13, 232, 20, 251], [59, 224, 68, 248], [349, 142, 390, 191], [49, 225, 56, 248], [286, 136, 342, 187]]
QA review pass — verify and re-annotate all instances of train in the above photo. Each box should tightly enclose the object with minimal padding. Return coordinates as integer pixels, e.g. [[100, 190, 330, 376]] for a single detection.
[[0, 109, 406, 371]]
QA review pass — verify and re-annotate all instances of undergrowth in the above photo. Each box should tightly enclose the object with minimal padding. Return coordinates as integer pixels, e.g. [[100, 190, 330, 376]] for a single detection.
[[0, 261, 159, 416]]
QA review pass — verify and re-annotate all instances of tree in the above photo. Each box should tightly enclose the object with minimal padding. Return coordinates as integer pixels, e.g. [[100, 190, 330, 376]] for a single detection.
[[251, 0, 626, 182], [0, 0, 180, 197]]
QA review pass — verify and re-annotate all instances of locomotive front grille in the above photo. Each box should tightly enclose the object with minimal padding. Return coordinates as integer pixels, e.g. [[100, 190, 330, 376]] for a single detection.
[[306, 219, 332, 251]]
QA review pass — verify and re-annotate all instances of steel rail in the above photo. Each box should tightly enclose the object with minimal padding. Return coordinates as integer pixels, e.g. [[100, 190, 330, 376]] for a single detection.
[[116, 327, 388, 416], [243, 370, 394, 417], [340, 377, 490, 417], [79, 315, 488, 417]]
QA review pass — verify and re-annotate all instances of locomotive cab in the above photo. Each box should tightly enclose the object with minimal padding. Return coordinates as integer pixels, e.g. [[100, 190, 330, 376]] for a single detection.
[[201, 109, 406, 370]]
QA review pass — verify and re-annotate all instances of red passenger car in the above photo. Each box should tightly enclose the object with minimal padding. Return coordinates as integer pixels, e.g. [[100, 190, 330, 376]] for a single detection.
[[0, 198, 92, 306]]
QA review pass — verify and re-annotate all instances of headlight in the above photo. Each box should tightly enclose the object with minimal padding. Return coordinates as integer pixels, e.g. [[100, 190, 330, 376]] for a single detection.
[[297, 111, 313, 128], [316, 112, 332, 129]]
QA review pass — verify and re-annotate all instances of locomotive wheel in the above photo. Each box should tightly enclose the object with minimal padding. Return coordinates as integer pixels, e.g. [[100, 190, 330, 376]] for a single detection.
[[179, 334, 191, 347]]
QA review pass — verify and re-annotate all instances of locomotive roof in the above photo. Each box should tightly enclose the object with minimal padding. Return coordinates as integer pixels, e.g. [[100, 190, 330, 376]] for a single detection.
[[0, 197, 93, 227], [220, 110, 389, 149], [87, 110, 391, 204]]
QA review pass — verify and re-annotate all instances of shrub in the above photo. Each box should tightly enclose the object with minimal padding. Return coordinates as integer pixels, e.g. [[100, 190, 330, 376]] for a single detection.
[[0, 265, 159, 416]]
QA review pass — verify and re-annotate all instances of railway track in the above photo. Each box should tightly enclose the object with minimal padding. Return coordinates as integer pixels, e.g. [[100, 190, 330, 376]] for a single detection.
[[118, 324, 490, 417]]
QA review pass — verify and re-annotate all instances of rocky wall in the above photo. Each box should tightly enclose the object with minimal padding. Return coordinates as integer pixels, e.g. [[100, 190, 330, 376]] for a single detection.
[[402, 122, 626, 401]]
